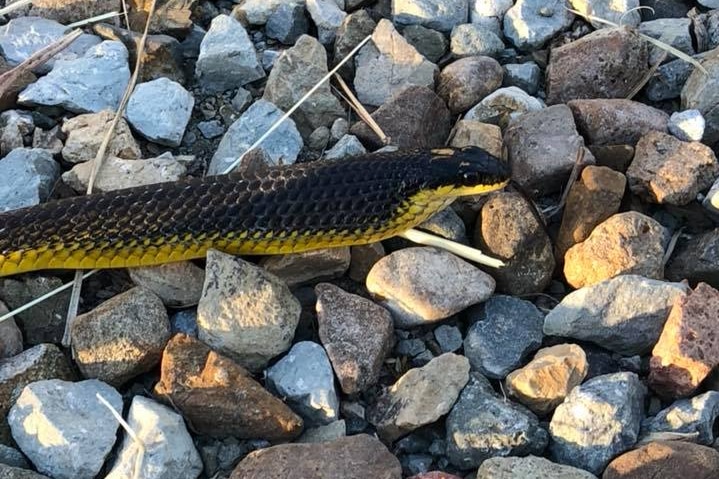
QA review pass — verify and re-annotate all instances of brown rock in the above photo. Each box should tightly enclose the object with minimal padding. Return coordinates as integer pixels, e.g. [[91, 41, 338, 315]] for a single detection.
[[230, 434, 401, 479], [547, 26, 648, 105], [556, 166, 627, 261], [348, 243, 385, 282], [649, 283, 719, 398], [478, 455, 597, 479], [568, 99, 669, 146], [627, 131, 719, 205], [18, 0, 119, 24], [154, 334, 303, 440], [260, 248, 351, 288], [61, 111, 141, 164], [437, 56, 503, 114], [474, 191, 555, 295], [350, 86, 452, 150], [315, 283, 394, 394], [563, 212, 665, 289], [666, 228, 719, 288], [602, 441, 719, 479], [449, 120, 503, 158], [589, 145, 635, 173], [127, 0, 194, 37]]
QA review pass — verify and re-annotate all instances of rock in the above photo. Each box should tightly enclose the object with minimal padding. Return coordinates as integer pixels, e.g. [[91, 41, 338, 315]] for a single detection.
[[0, 301, 22, 359], [231, 87, 253, 113], [195, 15, 264, 93], [668, 109, 705, 142], [350, 86, 451, 150], [544, 275, 688, 355], [333, 10, 376, 78], [324, 135, 366, 160], [470, 0, 513, 23], [0, 56, 35, 111], [61, 110, 140, 164], [229, 434, 401, 479], [6, 0, 119, 25], [506, 344, 588, 416], [402, 25, 448, 63], [393, 0, 468, 32], [0, 444, 29, 469], [266, 341, 339, 425], [474, 191, 555, 295], [418, 207, 468, 243], [563, 212, 666, 289], [125, 0, 194, 37], [504, 0, 574, 50], [266, 2, 309, 44], [650, 283, 719, 398], [354, 19, 438, 107], [449, 120, 502, 157], [308, 126, 331, 150], [556, 166, 627, 261], [682, 50, 719, 144], [705, 181, 719, 219], [125, 78, 193, 146], [638, 18, 694, 65], [666, 229, 719, 287], [306, 0, 347, 45], [170, 309, 197, 337], [410, 473, 462, 479], [330, 118, 349, 142], [366, 247, 495, 328], [568, 99, 669, 146], [646, 56, 697, 102], [154, 334, 303, 440], [546, 27, 648, 105], [234, 0, 301, 25], [464, 295, 544, 379], [315, 283, 394, 394], [603, 441, 719, 479], [197, 119, 225, 139], [105, 396, 202, 479], [8, 379, 122, 479], [549, 372, 645, 475], [209, 99, 303, 174], [349, 242, 385, 282], [197, 249, 301, 371], [396, 339, 427, 359], [260, 248, 351, 287], [18, 41, 130, 113], [466, 86, 544, 129], [433, 324, 462, 353], [437, 56, 503, 114], [263, 35, 344, 137], [297, 420, 346, 443], [369, 353, 470, 442], [0, 464, 51, 478], [0, 148, 59, 213], [62, 154, 187, 193], [0, 110, 33, 158], [642, 391, 719, 445], [569, 0, 640, 29], [128, 262, 205, 308], [503, 62, 541, 95], [71, 287, 170, 386], [478, 456, 597, 479], [446, 373, 548, 469], [450, 24, 504, 59], [31, 126, 62, 155]]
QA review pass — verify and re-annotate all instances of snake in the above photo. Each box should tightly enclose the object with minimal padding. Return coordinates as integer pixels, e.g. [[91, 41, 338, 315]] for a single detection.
[[0, 147, 510, 277]]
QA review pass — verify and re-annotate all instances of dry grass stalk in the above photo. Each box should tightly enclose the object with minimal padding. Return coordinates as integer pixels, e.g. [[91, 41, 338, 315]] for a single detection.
[[0, 0, 32, 16], [66, 11, 122, 29], [97, 393, 145, 479], [626, 50, 668, 100], [332, 73, 390, 145]]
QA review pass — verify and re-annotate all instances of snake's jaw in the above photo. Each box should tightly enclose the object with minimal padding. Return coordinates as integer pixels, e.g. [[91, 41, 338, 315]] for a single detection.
[[428, 146, 511, 198]]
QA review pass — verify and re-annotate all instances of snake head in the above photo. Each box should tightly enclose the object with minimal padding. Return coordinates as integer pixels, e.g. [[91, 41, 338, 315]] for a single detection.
[[428, 146, 511, 197]]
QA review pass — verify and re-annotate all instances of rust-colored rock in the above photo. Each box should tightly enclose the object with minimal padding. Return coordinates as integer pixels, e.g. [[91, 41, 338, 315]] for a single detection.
[[568, 99, 669, 146], [153, 334, 303, 441], [603, 441, 719, 479], [649, 283, 719, 398]]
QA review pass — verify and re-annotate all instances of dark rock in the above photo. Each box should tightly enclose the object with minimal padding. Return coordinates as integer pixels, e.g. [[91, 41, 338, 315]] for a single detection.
[[666, 228, 719, 288], [402, 25, 448, 63], [437, 56, 503, 114]]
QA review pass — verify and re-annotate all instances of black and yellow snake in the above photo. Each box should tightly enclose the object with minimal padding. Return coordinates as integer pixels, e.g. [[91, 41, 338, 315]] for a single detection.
[[0, 147, 510, 277]]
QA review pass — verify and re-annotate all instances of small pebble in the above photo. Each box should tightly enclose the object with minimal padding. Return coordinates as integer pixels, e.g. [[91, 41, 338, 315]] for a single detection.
[[324, 134, 366, 160], [393, 0, 468, 32], [231, 87, 253, 113], [450, 24, 504, 59], [503, 0, 573, 50], [668, 109, 705, 142], [503, 62, 541, 95], [433, 325, 462, 353], [197, 119, 225, 139]]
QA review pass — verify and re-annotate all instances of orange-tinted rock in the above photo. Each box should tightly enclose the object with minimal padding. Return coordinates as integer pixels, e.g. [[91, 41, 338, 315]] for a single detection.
[[602, 441, 719, 479], [568, 99, 668, 146]]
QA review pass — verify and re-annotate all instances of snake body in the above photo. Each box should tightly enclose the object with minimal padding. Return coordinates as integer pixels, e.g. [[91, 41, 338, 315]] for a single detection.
[[0, 147, 509, 277]]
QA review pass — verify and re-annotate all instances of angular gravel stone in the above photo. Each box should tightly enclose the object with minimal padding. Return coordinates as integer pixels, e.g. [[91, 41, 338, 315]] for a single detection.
[[466, 86, 544, 128], [450, 24, 504, 58], [333, 10, 376, 78], [324, 135, 366, 160], [105, 396, 202, 479], [266, 341, 339, 426], [125, 78, 193, 146], [0, 148, 59, 213], [266, 2, 309, 44], [433, 325, 462, 353], [402, 25, 448, 64], [61, 110, 140, 163], [646, 56, 697, 102], [0, 444, 29, 469], [668, 109, 705, 142], [349, 242, 385, 282], [570, 0, 640, 29], [209, 99, 303, 174], [8, 379, 122, 479], [235, 0, 302, 25], [643, 391, 719, 445], [504, 0, 574, 50], [563, 212, 666, 289], [666, 229, 719, 287], [298, 420, 346, 444], [260, 248, 351, 288], [449, 120, 502, 157], [477, 456, 597, 479], [419, 207, 467, 243], [503, 62, 541, 95], [18, 41, 130, 113], [197, 249, 301, 371], [603, 441, 719, 479], [128, 262, 205, 308], [437, 56, 503, 114], [0, 302, 22, 359], [316, 283, 393, 394], [544, 275, 689, 355], [549, 372, 645, 475], [393, 0, 468, 32], [354, 19, 438, 107], [446, 373, 548, 469], [682, 52, 719, 144], [464, 295, 544, 379], [197, 119, 224, 139], [366, 247, 495, 328], [0, 110, 33, 158], [638, 17, 694, 65], [306, 0, 347, 45], [369, 353, 469, 442], [195, 15, 264, 92]]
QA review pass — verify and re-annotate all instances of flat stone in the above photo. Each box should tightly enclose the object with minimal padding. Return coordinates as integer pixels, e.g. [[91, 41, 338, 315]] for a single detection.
[[125, 78, 194, 146], [668, 109, 705, 142], [18, 41, 130, 113], [464, 295, 544, 379], [650, 283, 719, 398], [266, 2, 309, 44], [61, 110, 140, 164], [437, 56, 503, 114], [504, 0, 574, 50], [393, 0, 468, 32], [446, 373, 548, 469], [197, 249, 301, 371], [324, 134, 366, 160], [229, 435, 401, 479], [154, 334, 303, 440], [128, 262, 205, 308], [402, 25, 448, 63], [642, 391, 719, 445], [603, 441, 719, 479], [682, 50, 719, 144], [195, 15, 264, 93], [466, 86, 544, 129], [666, 228, 719, 288], [477, 456, 597, 479], [260, 247, 351, 288], [450, 24, 504, 59], [638, 18, 694, 65], [568, 99, 669, 146], [368, 353, 469, 442], [503, 62, 541, 95], [0, 148, 59, 213], [105, 396, 203, 479], [315, 283, 393, 394], [549, 372, 645, 475], [366, 247, 495, 328], [563, 212, 666, 289], [8, 379, 122, 479], [449, 120, 502, 157], [306, 0, 347, 45], [627, 131, 719, 205]]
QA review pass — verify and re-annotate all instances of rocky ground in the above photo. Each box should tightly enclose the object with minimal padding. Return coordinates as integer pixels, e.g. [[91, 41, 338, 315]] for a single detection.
[[1, 0, 719, 478]]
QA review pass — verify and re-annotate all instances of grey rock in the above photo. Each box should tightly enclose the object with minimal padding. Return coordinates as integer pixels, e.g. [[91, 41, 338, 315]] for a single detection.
[[324, 134, 366, 160], [0, 302, 22, 359], [434, 324, 462, 353], [0, 444, 29, 469], [195, 15, 265, 93], [309, 126, 331, 151], [235, 0, 303, 25], [170, 309, 198, 337], [449, 120, 503, 156], [197, 119, 225, 139], [477, 456, 598, 479], [266, 2, 309, 44], [573, 0, 640, 29], [334, 10, 376, 79], [210, 99, 303, 174], [232, 87, 253, 113], [306, 0, 347, 45], [682, 50, 719, 144], [18, 41, 130, 113], [298, 420, 347, 443], [504, 0, 574, 50], [464, 295, 544, 379], [642, 391, 719, 446], [666, 227, 719, 287], [330, 118, 350, 142], [128, 262, 205, 308], [0, 148, 60, 213], [393, 0, 469, 32], [261, 49, 281, 72], [403, 454, 433, 475], [260, 247, 351, 287], [549, 372, 645, 475], [0, 464, 50, 478], [418, 207, 468, 243], [503, 62, 541, 95], [704, 180, 719, 218], [450, 24, 504, 59], [266, 341, 339, 426], [125, 78, 193, 146], [0, 110, 34, 157], [437, 56, 504, 114], [470, 0, 513, 24], [32, 126, 63, 155], [638, 18, 694, 66], [446, 373, 548, 469], [180, 25, 205, 59], [402, 25, 449, 63], [396, 339, 427, 357], [466, 86, 544, 128], [668, 109, 705, 142], [646, 56, 696, 102], [8, 379, 122, 479]]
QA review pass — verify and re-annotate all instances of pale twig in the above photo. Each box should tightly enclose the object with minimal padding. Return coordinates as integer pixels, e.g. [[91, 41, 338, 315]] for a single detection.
[[121, 0, 130, 28], [66, 11, 122, 29], [0, 0, 32, 16], [400, 229, 505, 268], [332, 73, 389, 145], [662, 227, 684, 267], [626, 50, 668, 100], [97, 393, 145, 479]]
